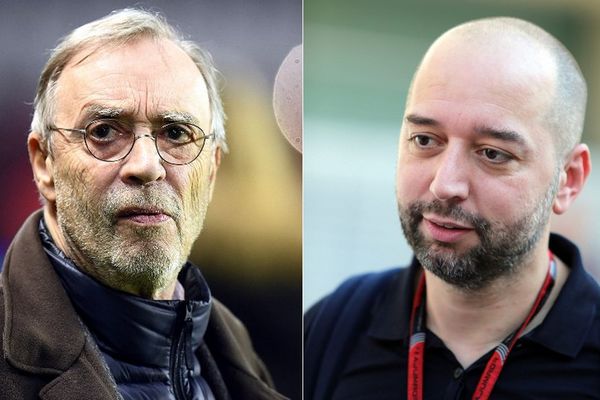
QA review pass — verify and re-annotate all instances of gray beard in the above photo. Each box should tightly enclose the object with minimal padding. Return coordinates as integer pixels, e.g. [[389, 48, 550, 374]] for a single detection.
[[55, 181, 189, 297]]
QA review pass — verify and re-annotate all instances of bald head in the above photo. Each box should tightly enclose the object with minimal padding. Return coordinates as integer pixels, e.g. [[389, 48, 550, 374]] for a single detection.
[[407, 17, 587, 160]]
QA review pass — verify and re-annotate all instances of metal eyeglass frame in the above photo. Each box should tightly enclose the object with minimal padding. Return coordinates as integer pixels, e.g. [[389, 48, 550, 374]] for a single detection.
[[48, 119, 214, 166]]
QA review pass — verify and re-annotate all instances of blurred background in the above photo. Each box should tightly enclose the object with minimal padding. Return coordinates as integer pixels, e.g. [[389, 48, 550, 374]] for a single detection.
[[304, 0, 600, 310], [0, 0, 301, 398]]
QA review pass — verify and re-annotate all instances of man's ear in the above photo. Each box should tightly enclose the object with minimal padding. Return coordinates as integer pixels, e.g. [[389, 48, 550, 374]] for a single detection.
[[28, 132, 56, 202], [553, 143, 591, 215], [207, 146, 222, 201]]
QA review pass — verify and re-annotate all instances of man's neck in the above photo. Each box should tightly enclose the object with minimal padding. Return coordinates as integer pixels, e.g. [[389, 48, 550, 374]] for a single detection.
[[424, 245, 569, 368]]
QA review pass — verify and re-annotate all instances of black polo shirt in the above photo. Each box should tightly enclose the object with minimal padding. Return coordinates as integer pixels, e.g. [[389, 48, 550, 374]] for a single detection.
[[305, 234, 600, 399]]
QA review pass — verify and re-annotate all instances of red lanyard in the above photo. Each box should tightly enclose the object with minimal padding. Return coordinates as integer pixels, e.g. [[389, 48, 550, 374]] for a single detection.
[[407, 251, 556, 400]]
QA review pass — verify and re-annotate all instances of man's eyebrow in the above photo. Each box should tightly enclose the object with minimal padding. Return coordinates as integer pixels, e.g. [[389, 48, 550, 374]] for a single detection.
[[81, 105, 124, 119], [406, 113, 528, 146], [405, 114, 440, 127], [78, 106, 201, 126], [475, 126, 527, 146], [159, 111, 199, 125]]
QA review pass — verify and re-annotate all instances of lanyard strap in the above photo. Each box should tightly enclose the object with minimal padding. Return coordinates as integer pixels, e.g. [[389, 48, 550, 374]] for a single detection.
[[407, 251, 557, 400]]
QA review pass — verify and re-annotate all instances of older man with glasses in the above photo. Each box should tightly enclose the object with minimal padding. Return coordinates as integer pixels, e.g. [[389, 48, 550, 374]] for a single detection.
[[0, 8, 286, 400]]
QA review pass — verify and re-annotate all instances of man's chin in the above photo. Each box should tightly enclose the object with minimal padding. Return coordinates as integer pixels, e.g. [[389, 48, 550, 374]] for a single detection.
[[420, 236, 477, 256], [109, 242, 183, 277], [419, 246, 460, 266]]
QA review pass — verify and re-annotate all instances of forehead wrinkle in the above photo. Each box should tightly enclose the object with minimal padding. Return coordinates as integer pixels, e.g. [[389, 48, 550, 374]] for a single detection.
[[61, 38, 210, 131], [77, 102, 200, 128], [143, 78, 151, 124]]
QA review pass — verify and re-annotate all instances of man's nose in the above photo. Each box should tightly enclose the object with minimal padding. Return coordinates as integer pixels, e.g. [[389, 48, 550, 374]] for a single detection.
[[429, 146, 470, 201], [119, 134, 166, 185]]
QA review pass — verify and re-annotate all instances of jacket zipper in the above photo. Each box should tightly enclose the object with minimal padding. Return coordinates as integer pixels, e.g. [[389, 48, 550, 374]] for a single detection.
[[171, 301, 194, 399]]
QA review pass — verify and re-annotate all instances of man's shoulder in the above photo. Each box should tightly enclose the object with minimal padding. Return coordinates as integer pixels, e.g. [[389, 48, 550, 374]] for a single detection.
[[206, 297, 288, 399], [550, 232, 600, 309], [0, 283, 5, 333], [304, 266, 412, 400], [0, 281, 46, 399], [0, 271, 9, 361], [207, 298, 255, 360], [304, 263, 417, 352], [209, 298, 253, 345], [305, 266, 410, 326]]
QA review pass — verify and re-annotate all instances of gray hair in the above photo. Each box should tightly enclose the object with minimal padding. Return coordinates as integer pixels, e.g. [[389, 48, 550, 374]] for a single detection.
[[31, 8, 227, 153]]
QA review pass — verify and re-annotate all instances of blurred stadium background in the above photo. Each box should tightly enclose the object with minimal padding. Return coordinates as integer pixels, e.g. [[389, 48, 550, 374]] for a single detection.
[[0, 1, 301, 398], [304, 0, 600, 310]]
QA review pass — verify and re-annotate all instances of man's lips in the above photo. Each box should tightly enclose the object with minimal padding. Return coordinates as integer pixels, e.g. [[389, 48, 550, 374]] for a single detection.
[[116, 207, 172, 224], [422, 214, 474, 243], [422, 214, 473, 230]]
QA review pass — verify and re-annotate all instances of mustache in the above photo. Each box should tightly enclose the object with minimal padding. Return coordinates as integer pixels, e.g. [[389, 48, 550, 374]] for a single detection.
[[103, 185, 182, 222], [408, 200, 490, 236]]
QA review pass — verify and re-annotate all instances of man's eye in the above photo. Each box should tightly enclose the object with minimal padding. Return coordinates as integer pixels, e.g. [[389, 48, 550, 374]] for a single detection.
[[480, 148, 513, 163], [86, 121, 123, 142], [163, 124, 195, 144], [409, 134, 438, 148]]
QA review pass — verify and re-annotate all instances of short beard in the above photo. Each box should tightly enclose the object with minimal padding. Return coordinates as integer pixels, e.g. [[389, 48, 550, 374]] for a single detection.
[[398, 177, 558, 291], [55, 175, 192, 297]]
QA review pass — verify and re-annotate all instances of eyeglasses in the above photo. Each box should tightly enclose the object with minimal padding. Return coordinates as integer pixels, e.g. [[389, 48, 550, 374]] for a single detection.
[[50, 119, 214, 165]]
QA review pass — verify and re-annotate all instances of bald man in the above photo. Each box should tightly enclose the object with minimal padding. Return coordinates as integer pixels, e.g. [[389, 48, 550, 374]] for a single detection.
[[305, 17, 600, 400]]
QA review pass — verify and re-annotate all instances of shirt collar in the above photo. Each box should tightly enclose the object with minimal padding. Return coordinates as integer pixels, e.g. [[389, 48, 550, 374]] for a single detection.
[[367, 233, 600, 359], [525, 233, 600, 358]]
